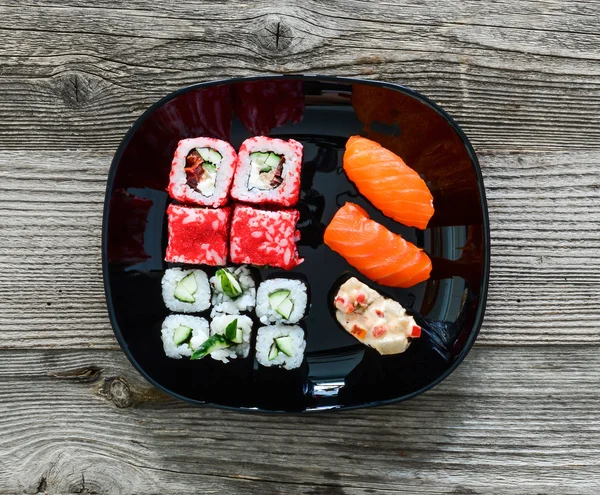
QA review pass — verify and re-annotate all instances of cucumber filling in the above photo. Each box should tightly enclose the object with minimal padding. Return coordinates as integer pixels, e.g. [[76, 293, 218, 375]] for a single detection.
[[216, 268, 243, 298], [268, 289, 294, 319], [173, 325, 193, 346], [248, 151, 285, 190], [174, 273, 198, 303], [268, 342, 279, 360], [184, 147, 222, 196], [274, 336, 294, 357], [225, 318, 244, 344], [190, 334, 230, 360]]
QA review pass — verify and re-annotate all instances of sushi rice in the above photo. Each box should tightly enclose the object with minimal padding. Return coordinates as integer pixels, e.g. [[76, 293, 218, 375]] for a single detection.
[[255, 324, 305, 370], [210, 265, 256, 317], [161, 314, 209, 359], [256, 278, 308, 324], [162, 268, 211, 313], [209, 314, 253, 363]]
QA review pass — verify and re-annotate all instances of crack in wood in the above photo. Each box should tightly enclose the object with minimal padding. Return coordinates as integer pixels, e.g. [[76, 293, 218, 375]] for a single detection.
[[36, 476, 47, 494], [47, 366, 103, 383]]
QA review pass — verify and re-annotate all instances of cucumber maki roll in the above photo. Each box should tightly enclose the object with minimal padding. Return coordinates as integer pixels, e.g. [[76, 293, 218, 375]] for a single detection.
[[256, 279, 308, 325], [207, 314, 254, 363], [162, 268, 211, 313], [255, 324, 305, 370], [161, 315, 209, 359], [210, 265, 256, 317]]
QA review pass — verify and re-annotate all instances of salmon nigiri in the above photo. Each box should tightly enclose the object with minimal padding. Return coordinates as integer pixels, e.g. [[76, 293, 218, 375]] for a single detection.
[[324, 203, 431, 288], [343, 136, 434, 229]]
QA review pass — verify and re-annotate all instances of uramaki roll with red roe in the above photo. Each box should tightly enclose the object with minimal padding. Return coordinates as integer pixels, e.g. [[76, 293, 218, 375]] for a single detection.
[[165, 204, 230, 266], [229, 205, 302, 270], [231, 136, 303, 207], [168, 137, 237, 207]]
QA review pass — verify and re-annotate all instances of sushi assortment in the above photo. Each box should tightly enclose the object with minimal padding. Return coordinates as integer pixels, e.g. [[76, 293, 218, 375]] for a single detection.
[[158, 132, 435, 371], [160, 265, 307, 367]]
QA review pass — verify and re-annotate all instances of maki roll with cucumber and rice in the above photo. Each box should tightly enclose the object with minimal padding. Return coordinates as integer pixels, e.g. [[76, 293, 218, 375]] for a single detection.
[[161, 315, 209, 359], [210, 265, 256, 317], [190, 315, 253, 363], [168, 137, 237, 207], [231, 136, 303, 207], [255, 324, 305, 370], [162, 268, 211, 312], [256, 279, 308, 324]]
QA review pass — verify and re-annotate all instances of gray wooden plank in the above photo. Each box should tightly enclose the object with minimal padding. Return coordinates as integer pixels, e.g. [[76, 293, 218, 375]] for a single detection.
[[0, 0, 599, 152], [0, 346, 598, 494], [1, 150, 599, 348]]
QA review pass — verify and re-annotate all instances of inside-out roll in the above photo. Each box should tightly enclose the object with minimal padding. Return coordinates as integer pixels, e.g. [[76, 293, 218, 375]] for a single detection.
[[168, 137, 237, 207]]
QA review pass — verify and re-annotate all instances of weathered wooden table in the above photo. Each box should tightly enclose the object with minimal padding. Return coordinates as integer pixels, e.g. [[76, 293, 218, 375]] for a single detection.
[[1, 1, 599, 493]]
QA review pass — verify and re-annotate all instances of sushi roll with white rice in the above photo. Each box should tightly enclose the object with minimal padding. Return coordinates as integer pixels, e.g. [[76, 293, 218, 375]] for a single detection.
[[168, 137, 237, 207], [162, 268, 211, 313], [231, 136, 303, 207], [255, 324, 305, 370], [210, 265, 256, 317], [161, 314, 209, 359], [256, 278, 308, 325], [189, 314, 253, 363]]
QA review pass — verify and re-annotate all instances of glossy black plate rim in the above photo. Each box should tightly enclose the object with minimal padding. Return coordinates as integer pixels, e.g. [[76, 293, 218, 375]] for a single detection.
[[102, 74, 491, 413]]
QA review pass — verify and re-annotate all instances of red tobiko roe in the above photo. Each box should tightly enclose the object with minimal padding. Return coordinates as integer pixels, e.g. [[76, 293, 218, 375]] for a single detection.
[[165, 204, 230, 266], [229, 205, 303, 270]]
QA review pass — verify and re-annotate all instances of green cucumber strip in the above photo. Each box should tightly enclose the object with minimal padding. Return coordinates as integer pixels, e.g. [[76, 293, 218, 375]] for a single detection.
[[216, 268, 243, 298], [259, 166, 272, 173], [179, 273, 198, 295], [173, 326, 192, 346], [250, 151, 270, 165], [202, 162, 217, 172], [276, 298, 294, 319], [274, 336, 294, 357], [225, 318, 239, 342], [197, 147, 222, 164], [268, 343, 279, 360], [268, 289, 291, 310], [174, 284, 195, 303], [265, 152, 282, 168], [190, 334, 230, 360]]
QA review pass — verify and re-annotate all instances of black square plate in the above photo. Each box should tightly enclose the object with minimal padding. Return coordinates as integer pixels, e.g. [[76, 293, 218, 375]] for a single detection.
[[103, 75, 490, 412]]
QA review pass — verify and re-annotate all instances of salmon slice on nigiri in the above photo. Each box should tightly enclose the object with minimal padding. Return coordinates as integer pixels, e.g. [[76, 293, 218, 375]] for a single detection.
[[343, 136, 434, 229], [324, 203, 431, 288]]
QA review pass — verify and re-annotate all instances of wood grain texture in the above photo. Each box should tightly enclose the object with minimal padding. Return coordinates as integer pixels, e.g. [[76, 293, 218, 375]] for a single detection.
[[1, 346, 599, 495], [1, 151, 598, 348], [1, 1, 599, 493], [0, 0, 599, 152]]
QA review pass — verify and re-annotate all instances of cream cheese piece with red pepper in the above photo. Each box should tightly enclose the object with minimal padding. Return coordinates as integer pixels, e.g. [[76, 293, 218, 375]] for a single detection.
[[334, 277, 422, 355]]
